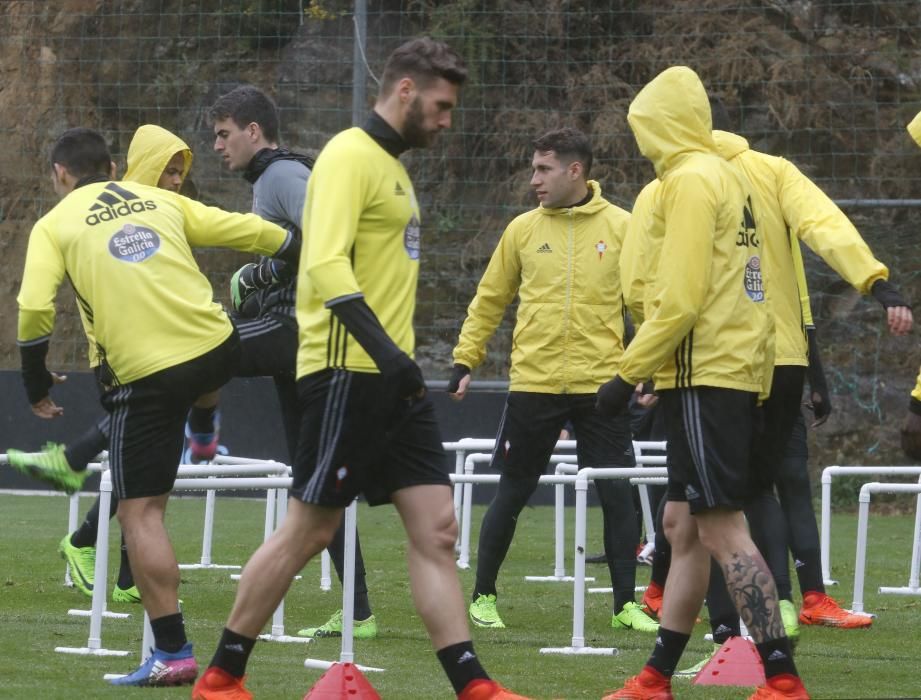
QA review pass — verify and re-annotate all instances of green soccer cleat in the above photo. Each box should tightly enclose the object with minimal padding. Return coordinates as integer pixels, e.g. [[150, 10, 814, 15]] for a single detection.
[[58, 533, 95, 597], [779, 598, 800, 646], [7, 443, 88, 494], [674, 642, 720, 678], [469, 594, 506, 629], [611, 601, 660, 633], [112, 584, 142, 604], [296, 609, 378, 639]]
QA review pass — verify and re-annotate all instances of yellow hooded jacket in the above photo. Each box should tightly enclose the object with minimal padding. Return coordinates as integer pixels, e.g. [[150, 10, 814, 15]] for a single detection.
[[906, 112, 921, 402], [616, 66, 773, 394], [453, 180, 630, 394], [75, 125, 196, 368]]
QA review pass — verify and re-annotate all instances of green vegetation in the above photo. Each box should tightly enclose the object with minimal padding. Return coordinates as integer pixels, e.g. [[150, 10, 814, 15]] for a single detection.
[[1, 493, 919, 698]]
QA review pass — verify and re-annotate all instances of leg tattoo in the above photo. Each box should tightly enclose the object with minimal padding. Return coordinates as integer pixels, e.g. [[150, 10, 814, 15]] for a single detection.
[[722, 550, 784, 643]]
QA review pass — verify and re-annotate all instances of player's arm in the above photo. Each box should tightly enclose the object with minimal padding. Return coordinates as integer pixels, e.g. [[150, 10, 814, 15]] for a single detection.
[[621, 182, 658, 327], [304, 147, 423, 399], [17, 221, 68, 416], [598, 172, 714, 415], [778, 157, 912, 335], [448, 222, 523, 399]]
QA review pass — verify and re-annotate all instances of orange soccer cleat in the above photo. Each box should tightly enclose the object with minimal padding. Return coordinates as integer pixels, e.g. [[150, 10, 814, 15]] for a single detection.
[[798, 591, 872, 629], [191, 667, 252, 700], [458, 679, 533, 700], [641, 581, 664, 619], [747, 673, 810, 699], [601, 666, 673, 700]]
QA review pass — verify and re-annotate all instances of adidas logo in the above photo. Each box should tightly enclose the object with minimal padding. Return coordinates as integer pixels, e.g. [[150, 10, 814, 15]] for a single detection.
[[457, 651, 477, 664], [794, 559, 805, 569], [714, 624, 732, 635], [767, 650, 787, 661], [224, 643, 245, 653], [654, 635, 664, 647], [685, 484, 700, 500], [536, 242, 553, 253], [86, 182, 157, 225], [394, 181, 405, 195]]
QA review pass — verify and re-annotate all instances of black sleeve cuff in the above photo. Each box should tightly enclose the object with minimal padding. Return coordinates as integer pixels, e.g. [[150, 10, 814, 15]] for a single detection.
[[328, 296, 402, 368], [871, 279, 911, 309], [19, 340, 53, 404], [274, 229, 301, 267]]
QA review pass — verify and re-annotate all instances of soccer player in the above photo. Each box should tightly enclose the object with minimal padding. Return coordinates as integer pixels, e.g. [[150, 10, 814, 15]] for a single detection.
[[8, 124, 197, 605], [209, 84, 377, 640], [193, 38, 529, 700], [16, 127, 297, 687], [447, 127, 658, 635], [900, 110, 921, 461], [597, 66, 808, 699]]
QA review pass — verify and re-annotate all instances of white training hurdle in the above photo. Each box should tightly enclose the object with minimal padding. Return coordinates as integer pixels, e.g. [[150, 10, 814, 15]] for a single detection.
[[55, 462, 297, 658], [539, 465, 668, 656], [851, 478, 921, 614], [820, 465, 921, 585]]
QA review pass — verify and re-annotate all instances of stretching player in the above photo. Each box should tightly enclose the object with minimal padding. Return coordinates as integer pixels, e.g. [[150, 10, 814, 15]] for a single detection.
[[209, 84, 377, 639], [9, 124, 199, 604], [193, 38, 529, 700], [448, 127, 657, 634], [598, 66, 807, 699], [16, 127, 297, 687]]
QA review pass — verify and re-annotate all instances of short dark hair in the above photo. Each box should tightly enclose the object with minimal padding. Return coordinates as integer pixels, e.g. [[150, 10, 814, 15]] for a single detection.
[[50, 128, 111, 179], [380, 37, 467, 96], [532, 127, 593, 177], [209, 85, 280, 143]]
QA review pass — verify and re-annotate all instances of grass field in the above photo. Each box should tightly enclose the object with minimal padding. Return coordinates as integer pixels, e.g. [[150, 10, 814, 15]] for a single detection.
[[1, 491, 920, 699]]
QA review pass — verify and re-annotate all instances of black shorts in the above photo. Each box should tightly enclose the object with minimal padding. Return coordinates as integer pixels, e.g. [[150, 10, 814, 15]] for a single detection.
[[231, 312, 297, 378], [660, 387, 758, 514], [291, 369, 449, 507], [491, 392, 635, 478], [101, 330, 241, 499]]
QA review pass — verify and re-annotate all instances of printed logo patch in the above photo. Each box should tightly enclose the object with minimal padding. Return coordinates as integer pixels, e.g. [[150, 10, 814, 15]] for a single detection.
[[108, 224, 160, 263], [537, 242, 552, 253], [394, 181, 405, 196], [595, 240, 607, 260], [404, 214, 421, 260], [744, 255, 765, 302]]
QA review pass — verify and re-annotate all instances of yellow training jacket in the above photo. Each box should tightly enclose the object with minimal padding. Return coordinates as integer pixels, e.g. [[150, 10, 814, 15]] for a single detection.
[[124, 124, 193, 187], [76, 125, 196, 369], [617, 66, 773, 394], [297, 127, 421, 378], [714, 130, 888, 366], [18, 181, 288, 384], [453, 181, 629, 394], [906, 111, 921, 401]]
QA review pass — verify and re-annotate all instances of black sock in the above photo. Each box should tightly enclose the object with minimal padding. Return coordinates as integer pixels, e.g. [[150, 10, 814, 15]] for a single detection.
[[327, 524, 374, 621], [64, 421, 108, 472], [70, 494, 118, 548], [436, 640, 489, 695], [710, 613, 741, 644], [116, 536, 134, 589], [210, 628, 257, 679], [647, 627, 690, 678], [612, 557, 637, 613], [150, 612, 187, 653], [756, 637, 798, 679], [188, 405, 218, 434]]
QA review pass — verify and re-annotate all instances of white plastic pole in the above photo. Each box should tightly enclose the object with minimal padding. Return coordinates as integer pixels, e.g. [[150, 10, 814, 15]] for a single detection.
[[199, 487, 217, 566], [554, 464, 566, 578], [457, 457, 475, 569], [571, 475, 588, 649], [340, 500, 357, 664]]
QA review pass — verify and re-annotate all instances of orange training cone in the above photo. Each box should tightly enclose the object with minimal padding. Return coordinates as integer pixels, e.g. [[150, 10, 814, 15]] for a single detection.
[[693, 636, 766, 687], [303, 662, 381, 699]]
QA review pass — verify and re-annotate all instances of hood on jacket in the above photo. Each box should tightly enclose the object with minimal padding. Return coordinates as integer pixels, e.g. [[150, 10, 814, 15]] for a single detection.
[[627, 66, 716, 179], [124, 124, 192, 187], [908, 111, 921, 149], [538, 180, 608, 216], [712, 129, 749, 161]]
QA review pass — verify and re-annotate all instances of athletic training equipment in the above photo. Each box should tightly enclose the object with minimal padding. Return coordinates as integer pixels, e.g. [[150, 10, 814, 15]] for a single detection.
[[58, 533, 95, 596], [469, 594, 505, 629], [109, 643, 198, 686], [611, 601, 660, 633], [296, 609, 378, 639], [8, 443, 88, 494]]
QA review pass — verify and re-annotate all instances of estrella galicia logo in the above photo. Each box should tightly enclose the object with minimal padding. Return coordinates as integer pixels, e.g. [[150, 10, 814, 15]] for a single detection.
[[109, 224, 160, 263], [404, 214, 421, 260], [744, 255, 765, 302], [86, 182, 157, 226]]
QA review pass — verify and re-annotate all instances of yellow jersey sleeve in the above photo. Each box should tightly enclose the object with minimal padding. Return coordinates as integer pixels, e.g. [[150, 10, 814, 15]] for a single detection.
[[777, 158, 887, 295], [17, 218, 66, 345], [180, 195, 289, 256], [453, 220, 523, 370]]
